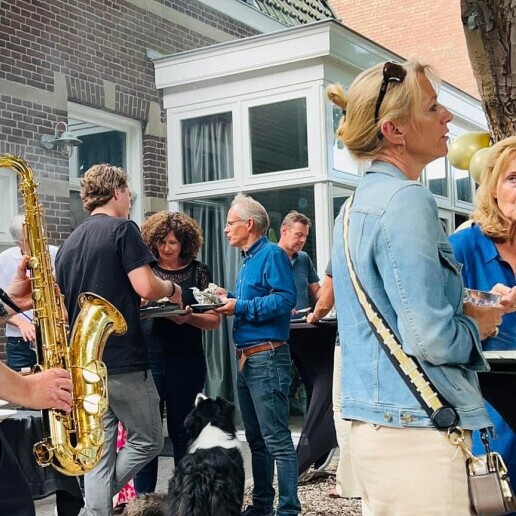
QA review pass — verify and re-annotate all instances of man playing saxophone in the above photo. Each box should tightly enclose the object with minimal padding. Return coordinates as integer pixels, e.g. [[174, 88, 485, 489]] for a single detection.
[[56, 164, 182, 516], [0, 255, 73, 516]]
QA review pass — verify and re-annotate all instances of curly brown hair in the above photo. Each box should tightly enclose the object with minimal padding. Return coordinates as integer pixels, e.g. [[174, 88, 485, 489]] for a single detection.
[[80, 164, 128, 213], [141, 211, 204, 262]]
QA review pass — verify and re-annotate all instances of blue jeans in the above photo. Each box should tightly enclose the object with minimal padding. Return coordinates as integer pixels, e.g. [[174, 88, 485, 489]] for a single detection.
[[79, 370, 163, 515], [6, 337, 37, 371], [134, 353, 207, 494], [238, 344, 301, 516]]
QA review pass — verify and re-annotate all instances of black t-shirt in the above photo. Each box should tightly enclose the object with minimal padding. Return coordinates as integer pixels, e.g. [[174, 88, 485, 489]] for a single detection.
[[142, 260, 211, 358], [56, 214, 156, 374]]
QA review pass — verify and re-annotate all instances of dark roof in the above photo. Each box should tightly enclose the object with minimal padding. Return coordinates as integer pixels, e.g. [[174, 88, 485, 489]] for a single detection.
[[249, 0, 336, 27]]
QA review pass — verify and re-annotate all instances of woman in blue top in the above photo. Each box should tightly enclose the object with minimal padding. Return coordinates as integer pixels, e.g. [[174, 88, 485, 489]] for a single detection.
[[327, 60, 503, 515], [449, 135, 516, 487]]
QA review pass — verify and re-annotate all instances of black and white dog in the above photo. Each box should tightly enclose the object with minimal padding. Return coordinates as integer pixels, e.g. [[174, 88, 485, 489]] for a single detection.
[[124, 393, 244, 516]]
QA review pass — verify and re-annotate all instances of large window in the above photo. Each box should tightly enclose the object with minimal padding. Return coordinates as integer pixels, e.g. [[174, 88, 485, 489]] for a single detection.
[[425, 156, 448, 198], [184, 185, 317, 268], [69, 122, 127, 230], [77, 131, 126, 178], [249, 98, 308, 175], [452, 164, 473, 204], [68, 104, 143, 229], [181, 112, 234, 184]]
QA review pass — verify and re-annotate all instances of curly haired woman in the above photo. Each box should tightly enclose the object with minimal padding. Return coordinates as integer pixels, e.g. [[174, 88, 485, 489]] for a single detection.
[[134, 211, 220, 494]]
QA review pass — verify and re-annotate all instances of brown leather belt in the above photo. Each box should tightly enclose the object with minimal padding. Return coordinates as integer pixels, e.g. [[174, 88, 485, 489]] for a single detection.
[[236, 341, 287, 371]]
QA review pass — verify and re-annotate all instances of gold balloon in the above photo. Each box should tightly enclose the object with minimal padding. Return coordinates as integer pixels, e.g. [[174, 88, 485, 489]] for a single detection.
[[469, 146, 492, 184], [448, 132, 491, 170]]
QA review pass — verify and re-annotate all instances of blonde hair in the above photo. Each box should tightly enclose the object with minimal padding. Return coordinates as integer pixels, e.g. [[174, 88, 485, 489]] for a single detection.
[[326, 59, 440, 161], [281, 210, 311, 229], [471, 136, 516, 242], [80, 164, 128, 213]]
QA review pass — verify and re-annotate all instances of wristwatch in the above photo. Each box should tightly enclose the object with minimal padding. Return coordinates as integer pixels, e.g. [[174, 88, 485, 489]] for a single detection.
[[0, 301, 11, 322]]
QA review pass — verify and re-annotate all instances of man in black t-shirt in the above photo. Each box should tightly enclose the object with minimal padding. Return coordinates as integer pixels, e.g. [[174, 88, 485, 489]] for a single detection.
[[56, 164, 182, 515]]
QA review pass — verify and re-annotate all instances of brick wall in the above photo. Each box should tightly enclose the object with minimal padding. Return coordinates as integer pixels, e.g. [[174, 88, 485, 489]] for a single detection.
[[329, 0, 479, 99], [0, 0, 259, 359]]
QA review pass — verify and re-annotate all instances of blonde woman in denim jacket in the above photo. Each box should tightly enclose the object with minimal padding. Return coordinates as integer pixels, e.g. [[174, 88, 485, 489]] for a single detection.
[[327, 60, 503, 515]]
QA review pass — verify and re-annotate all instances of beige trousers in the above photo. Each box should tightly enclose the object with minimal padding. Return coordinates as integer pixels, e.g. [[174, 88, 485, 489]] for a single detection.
[[332, 345, 361, 497], [351, 421, 473, 516]]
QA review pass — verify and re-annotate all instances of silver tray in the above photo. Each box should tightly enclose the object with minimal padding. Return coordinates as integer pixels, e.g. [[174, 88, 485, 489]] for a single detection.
[[140, 303, 186, 319], [191, 303, 223, 313]]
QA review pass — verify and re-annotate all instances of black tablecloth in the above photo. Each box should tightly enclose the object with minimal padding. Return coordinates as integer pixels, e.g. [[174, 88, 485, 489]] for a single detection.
[[1, 411, 83, 514], [289, 321, 338, 475]]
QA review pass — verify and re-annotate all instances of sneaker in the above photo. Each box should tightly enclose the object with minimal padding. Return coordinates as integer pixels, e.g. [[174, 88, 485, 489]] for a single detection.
[[241, 505, 274, 516]]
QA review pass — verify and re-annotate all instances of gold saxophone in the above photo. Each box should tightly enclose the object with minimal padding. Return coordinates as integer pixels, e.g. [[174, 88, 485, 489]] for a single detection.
[[0, 154, 127, 476]]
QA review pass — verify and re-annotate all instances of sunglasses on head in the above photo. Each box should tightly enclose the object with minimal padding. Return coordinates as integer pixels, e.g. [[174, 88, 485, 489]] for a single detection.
[[374, 62, 407, 130]]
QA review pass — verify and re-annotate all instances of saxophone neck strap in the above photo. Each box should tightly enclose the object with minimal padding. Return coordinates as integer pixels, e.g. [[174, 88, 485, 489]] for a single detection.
[[342, 195, 458, 430]]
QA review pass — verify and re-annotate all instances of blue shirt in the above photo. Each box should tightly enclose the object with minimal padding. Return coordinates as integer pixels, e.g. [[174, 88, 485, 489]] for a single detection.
[[449, 223, 516, 351], [291, 250, 319, 313], [332, 161, 490, 430], [229, 236, 296, 347]]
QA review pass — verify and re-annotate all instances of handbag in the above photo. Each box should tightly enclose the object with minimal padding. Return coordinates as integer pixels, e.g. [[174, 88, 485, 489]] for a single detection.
[[464, 430, 516, 515], [342, 195, 516, 516]]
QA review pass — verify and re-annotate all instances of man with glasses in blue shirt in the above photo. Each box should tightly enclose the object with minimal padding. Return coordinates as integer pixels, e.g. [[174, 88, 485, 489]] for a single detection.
[[216, 193, 301, 516]]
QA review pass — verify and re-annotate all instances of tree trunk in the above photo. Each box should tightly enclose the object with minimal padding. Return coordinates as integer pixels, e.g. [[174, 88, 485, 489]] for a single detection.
[[461, 0, 516, 141]]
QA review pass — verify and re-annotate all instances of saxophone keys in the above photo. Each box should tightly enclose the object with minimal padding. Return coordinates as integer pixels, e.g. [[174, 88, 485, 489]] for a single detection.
[[82, 360, 106, 384], [82, 393, 103, 415], [27, 256, 39, 269]]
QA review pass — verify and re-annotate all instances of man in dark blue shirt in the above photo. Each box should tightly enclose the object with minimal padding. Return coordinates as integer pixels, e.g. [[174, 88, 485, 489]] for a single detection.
[[216, 193, 300, 516], [278, 210, 320, 315]]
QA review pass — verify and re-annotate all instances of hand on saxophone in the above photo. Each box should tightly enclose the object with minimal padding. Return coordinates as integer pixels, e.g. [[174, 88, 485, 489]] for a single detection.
[[24, 368, 73, 412], [0, 363, 73, 413]]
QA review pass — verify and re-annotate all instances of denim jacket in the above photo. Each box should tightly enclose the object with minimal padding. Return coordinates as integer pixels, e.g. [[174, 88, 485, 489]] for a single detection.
[[332, 161, 491, 430]]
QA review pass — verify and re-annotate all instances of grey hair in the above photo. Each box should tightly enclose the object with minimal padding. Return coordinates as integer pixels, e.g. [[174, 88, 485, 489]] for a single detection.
[[231, 193, 269, 236], [9, 214, 25, 243]]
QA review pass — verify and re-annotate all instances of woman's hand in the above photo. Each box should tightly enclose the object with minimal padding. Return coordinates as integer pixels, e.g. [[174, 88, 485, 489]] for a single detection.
[[168, 305, 193, 325], [17, 318, 36, 343], [490, 283, 516, 313], [463, 302, 505, 340]]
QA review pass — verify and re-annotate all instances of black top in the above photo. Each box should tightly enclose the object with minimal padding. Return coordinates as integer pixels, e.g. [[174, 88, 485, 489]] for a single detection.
[[142, 260, 211, 358], [56, 214, 156, 374]]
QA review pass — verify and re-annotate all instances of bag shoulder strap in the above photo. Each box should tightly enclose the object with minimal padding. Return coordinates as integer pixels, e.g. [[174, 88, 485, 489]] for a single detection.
[[342, 196, 458, 430]]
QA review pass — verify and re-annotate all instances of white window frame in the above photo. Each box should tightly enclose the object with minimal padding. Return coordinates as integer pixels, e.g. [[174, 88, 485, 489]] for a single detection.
[[67, 103, 144, 225], [241, 85, 316, 188], [168, 101, 240, 199]]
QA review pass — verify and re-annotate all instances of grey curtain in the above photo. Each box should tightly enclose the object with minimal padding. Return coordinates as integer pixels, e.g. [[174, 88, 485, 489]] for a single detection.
[[189, 200, 240, 401], [182, 113, 233, 184]]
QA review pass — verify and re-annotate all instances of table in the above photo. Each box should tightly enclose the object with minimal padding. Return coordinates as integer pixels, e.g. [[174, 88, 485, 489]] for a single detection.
[[289, 320, 338, 476], [1, 411, 84, 515]]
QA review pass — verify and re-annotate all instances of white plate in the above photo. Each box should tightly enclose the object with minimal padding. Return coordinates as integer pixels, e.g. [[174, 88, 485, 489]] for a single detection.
[[484, 351, 516, 361], [0, 409, 17, 422], [0, 399, 8, 408]]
